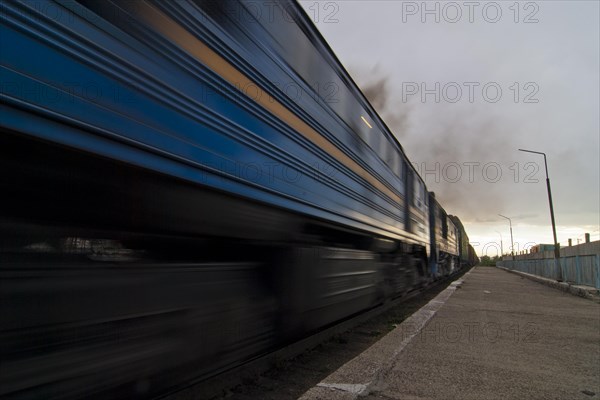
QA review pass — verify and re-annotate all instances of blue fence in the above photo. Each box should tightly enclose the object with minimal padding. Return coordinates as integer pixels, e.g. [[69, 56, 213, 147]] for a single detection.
[[498, 255, 600, 289]]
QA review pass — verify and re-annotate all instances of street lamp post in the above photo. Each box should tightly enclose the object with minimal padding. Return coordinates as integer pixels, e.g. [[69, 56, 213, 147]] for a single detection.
[[518, 149, 560, 260], [495, 230, 504, 259], [498, 214, 514, 260]]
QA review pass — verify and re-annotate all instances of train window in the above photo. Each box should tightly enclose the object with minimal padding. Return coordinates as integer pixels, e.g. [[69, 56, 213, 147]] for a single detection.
[[414, 180, 424, 208], [383, 142, 391, 164], [413, 176, 419, 207], [354, 120, 368, 143], [379, 136, 388, 160], [391, 153, 399, 177], [367, 129, 380, 155], [387, 146, 400, 177], [398, 158, 404, 181], [379, 136, 389, 163], [442, 214, 448, 239]]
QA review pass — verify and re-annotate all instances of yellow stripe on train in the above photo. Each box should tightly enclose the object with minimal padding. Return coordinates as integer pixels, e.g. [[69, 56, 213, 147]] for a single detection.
[[128, 1, 402, 205]]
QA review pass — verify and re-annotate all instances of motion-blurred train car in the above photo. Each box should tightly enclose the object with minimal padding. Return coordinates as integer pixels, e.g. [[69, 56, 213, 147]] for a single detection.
[[468, 243, 480, 266], [450, 214, 477, 268], [1, 0, 473, 398], [428, 193, 460, 276]]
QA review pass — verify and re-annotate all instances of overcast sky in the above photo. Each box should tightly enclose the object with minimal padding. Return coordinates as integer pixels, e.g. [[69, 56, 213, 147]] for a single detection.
[[300, 0, 600, 256]]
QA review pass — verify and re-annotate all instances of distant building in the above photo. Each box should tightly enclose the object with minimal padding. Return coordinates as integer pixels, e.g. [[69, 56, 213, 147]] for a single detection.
[[530, 244, 559, 254]]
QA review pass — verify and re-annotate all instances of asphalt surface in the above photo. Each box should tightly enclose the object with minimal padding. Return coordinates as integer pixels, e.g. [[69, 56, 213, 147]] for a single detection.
[[300, 267, 600, 400]]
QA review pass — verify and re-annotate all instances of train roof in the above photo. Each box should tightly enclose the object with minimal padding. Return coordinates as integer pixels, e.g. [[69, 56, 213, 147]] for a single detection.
[[286, 0, 427, 187]]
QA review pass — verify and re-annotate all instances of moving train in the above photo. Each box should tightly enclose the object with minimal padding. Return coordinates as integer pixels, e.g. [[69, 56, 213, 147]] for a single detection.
[[0, 1, 478, 398]]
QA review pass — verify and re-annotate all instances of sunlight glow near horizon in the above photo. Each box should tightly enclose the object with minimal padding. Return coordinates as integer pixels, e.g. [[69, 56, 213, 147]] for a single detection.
[[467, 224, 600, 257]]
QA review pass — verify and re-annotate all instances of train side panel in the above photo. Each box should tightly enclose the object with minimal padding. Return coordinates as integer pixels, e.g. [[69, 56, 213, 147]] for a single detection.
[[1, 0, 429, 246]]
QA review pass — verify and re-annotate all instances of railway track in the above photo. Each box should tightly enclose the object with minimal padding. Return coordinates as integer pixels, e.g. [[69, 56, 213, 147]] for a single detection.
[[161, 268, 469, 400]]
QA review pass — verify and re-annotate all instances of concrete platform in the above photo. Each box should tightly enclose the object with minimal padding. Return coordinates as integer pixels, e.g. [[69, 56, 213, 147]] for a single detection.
[[299, 267, 600, 400]]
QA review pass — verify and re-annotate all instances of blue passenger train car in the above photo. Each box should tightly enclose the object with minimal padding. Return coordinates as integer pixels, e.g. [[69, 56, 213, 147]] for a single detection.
[[1, 1, 475, 398]]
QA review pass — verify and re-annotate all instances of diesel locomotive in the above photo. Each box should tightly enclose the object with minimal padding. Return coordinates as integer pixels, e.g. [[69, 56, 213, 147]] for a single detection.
[[0, 1, 477, 398]]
